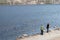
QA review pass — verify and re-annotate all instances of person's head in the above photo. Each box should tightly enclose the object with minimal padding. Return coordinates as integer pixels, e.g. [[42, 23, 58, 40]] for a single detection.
[[41, 24, 43, 26]]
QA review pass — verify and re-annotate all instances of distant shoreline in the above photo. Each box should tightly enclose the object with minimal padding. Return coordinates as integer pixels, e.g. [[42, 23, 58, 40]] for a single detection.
[[0, 3, 60, 5]]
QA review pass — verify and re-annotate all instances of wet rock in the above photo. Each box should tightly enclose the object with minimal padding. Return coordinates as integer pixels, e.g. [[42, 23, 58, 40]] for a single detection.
[[22, 34, 28, 37], [17, 35, 22, 39]]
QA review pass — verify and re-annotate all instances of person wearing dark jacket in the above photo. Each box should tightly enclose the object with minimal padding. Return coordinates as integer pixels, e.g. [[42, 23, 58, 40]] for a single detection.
[[46, 23, 49, 33]]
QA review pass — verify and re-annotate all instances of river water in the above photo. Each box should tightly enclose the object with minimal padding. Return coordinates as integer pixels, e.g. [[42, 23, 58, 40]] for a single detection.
[[0, 5, 60, 40]]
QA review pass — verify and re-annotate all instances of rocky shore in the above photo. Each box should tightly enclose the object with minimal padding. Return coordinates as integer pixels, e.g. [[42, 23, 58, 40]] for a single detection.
[[16, 28, 60, 40]]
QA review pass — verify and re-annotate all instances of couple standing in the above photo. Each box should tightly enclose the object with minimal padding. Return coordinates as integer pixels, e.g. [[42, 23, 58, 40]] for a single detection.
[[40, 23, 49, 35]]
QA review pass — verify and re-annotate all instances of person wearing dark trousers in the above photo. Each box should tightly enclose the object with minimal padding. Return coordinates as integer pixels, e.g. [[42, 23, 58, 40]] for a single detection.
[[46, 23, 49, 33], [41, 30, 43, 35], [40, 25, 44, 35]]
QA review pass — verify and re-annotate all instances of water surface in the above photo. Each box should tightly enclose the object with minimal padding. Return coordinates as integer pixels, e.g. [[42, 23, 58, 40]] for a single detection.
[[0, 5, 60, 40]]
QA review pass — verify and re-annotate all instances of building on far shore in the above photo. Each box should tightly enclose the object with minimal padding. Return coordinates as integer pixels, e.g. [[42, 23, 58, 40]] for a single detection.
[[6, 0, 22, 5], [53, 0, 60, 4], [0, 0, 7, 5], [26, 0, 37, 4]]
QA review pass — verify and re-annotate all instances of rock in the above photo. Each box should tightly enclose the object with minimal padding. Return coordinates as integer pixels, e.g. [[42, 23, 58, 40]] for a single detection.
[[22, 34, 29, 37], [54, 27, 60, 30], [17, 35, 22, 39], [17, 34, 29, 39]]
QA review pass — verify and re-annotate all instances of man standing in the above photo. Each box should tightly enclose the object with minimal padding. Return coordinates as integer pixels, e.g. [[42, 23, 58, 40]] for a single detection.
[[40, 25, 44, 35], [46, 23, 49, 33]]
